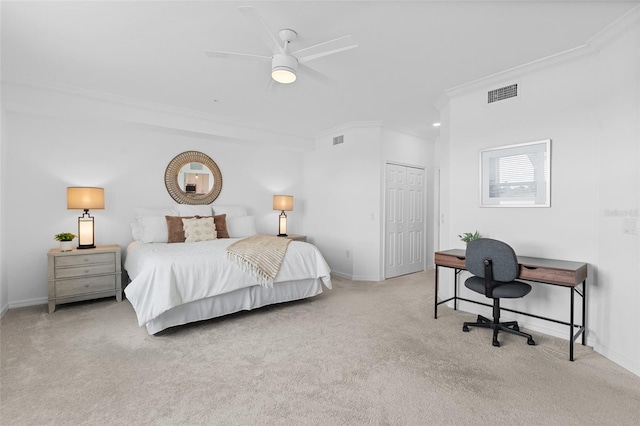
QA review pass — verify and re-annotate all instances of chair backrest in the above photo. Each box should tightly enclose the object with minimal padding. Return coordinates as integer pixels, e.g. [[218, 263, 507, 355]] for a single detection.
[[465, 238, 519, 282]]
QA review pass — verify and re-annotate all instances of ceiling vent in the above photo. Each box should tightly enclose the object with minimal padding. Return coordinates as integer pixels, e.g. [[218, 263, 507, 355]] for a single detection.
[[333, 135, 344, 145], [488, 84, 518, 103]]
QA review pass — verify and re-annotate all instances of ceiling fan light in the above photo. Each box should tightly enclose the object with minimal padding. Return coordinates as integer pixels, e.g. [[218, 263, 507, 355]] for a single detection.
[[272, 67, 297, 84], [271, 54, 298, 84]]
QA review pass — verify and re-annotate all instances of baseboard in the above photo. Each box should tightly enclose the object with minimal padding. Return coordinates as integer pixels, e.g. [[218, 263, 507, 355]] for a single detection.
[[0, 302, 9, 318], [454, 300, 597, 346], [593, 342, 640, 377], [8, 297, 48, 310], [352, 274, 383, 282], [330, 271, 353, 280]]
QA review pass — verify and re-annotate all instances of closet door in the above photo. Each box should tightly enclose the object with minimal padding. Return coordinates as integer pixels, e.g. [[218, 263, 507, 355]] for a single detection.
[[385, 164, 425, 278]]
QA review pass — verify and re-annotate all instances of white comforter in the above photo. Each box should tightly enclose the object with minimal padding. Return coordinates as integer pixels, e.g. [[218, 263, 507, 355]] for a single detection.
[[124, 238, 332, 326]]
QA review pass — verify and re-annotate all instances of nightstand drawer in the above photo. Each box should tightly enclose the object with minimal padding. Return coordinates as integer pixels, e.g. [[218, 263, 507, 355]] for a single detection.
[[55, 275, 116, 298], [55, 263, 116, 279], [55, 252, 115, 268]]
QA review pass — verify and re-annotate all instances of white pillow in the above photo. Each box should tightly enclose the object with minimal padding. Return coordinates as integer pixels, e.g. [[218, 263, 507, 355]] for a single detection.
[[132, 207, 177, 242], [175, 204, 213, 217], [130, 221, 142, 241], [182, 217, 217, 243], [138, 216, 169, 243], [212, 205, 248, 218], [226, 215, 257, 238]]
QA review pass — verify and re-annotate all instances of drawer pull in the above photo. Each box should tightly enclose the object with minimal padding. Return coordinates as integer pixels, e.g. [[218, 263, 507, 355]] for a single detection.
[[84, 269, 90, 274], [84, 258, 89, 262], [456, 256, 466, 261], [84, 284, 90, 288], [523, 266, 538, 270]]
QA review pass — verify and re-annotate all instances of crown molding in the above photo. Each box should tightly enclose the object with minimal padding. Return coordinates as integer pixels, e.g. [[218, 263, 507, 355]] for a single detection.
[[587, 3, 640, 52], [315, 120, 428, 140], [381, 122, 430, 139], [1, 77, 315, 151], [435, 4, 640, 109]]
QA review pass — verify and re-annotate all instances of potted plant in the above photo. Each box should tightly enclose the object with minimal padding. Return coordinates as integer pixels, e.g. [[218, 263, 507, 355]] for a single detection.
[[458, 230, 482, 245], [54, 232, 76, 252]]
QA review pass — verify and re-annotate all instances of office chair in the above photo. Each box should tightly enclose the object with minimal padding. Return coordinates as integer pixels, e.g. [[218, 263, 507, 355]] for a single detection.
[[462, 238, 536, 347]]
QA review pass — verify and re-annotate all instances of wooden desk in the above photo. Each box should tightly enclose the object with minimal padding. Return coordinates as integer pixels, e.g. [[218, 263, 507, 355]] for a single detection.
[[434, 249, 588, 361]]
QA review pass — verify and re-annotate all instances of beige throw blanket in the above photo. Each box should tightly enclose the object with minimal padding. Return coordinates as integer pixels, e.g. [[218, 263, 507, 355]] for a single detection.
[[225, 235, 292, 287]]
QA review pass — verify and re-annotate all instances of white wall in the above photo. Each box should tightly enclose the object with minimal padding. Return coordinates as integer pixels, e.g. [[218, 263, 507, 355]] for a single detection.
[[303, 124, 383, 280], [436, 20, 639, 374], [1, 85, 308, 308], [0, 107, 8, 315], [0, 0, 5, 315], [303, 123, 432, 281], [593, 25, 640, 372]]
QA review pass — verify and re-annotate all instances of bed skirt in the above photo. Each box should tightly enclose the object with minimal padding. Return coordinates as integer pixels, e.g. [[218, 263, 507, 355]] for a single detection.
[[143, 277, 324, 334]]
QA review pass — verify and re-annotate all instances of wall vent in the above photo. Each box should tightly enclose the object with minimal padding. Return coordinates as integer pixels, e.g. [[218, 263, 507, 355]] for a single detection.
[[488, 84, 518, 103], [333, 135, 344, 145]]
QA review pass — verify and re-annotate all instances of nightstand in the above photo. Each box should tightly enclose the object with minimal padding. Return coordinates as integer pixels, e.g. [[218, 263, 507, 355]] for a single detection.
[[280, 234, 307, 242], [47, 244, 122, 313]]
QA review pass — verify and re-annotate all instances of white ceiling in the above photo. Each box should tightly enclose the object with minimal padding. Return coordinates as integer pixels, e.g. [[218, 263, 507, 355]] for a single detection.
[[2, 1, 637, 140]]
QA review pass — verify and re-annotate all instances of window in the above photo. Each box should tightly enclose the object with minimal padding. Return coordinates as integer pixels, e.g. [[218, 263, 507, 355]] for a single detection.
[[480, 140, 551, 207]]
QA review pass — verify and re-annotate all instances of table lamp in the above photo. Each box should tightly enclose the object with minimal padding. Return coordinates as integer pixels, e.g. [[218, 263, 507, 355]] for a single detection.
[[273, 195, 293, 237], [67, 187, 105, 249]]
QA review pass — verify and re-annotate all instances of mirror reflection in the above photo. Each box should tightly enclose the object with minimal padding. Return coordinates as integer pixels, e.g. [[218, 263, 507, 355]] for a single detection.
[[178, 163, 215, 195]]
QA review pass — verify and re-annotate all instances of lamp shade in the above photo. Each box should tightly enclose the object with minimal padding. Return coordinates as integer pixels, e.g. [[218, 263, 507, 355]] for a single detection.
[[67, 187, 105, 210], [273, 195, 293, 211]]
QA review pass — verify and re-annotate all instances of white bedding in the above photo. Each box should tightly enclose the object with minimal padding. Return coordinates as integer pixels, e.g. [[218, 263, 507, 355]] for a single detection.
[[124, 238, 332, 327]]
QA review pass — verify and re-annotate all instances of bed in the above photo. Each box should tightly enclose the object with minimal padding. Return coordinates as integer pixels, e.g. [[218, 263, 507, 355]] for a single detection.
[[123, 205, 332, 334]]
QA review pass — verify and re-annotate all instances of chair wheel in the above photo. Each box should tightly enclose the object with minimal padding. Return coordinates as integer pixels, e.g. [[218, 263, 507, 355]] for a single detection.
[[513, 325, 520, 332], [527, 338, 536, 346], [462, 325, 469, 332], [492, 339, 500, 347]]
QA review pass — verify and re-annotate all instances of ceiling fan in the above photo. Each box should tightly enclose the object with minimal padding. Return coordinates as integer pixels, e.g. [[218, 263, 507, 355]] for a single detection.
[[205, 6, 358, 87]]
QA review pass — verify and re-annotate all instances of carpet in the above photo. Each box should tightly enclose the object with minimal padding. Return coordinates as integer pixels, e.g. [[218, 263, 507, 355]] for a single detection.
[[1, 271, 639, 425]]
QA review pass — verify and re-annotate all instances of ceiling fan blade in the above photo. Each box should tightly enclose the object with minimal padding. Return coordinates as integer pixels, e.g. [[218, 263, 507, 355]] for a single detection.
[[264, 76, 281, 92], [262, 63, 279, 91], [205, 50, 271, 62], [292, 35, 353, 56], [293, 35, 358, 63], [237, 6, 285, 55], [298, 63, 338, 88], [297, 44, 358, 64]]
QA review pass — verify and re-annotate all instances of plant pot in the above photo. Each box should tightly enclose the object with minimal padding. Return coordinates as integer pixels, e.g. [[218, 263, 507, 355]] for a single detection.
[[59, 241, 73, 252]]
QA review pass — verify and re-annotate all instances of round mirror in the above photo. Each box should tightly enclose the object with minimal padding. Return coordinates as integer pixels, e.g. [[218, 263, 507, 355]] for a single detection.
[[165, 151, 223, 205]]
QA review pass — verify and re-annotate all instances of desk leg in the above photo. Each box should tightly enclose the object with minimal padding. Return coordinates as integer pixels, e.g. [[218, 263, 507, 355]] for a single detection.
[[570, 288, 575, 362], [454, 269, 459, 311], [582, 280, 587, 345], [434, 265, 439, 319]]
